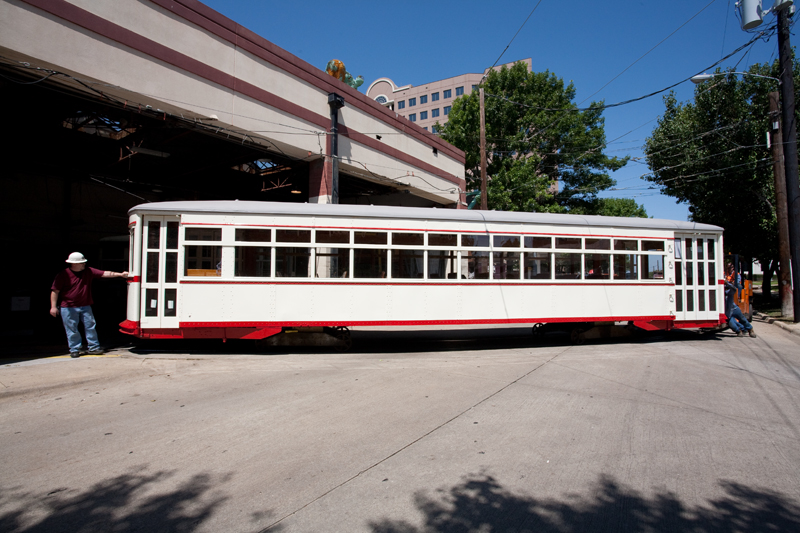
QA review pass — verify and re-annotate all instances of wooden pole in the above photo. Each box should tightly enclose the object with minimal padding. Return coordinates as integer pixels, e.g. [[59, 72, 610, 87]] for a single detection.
[[777, 9, 800, 322], [769, 91, 793, 317]]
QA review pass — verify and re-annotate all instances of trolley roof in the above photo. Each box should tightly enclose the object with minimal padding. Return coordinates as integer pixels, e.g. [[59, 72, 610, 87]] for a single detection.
[[129, 201, 722, 233]]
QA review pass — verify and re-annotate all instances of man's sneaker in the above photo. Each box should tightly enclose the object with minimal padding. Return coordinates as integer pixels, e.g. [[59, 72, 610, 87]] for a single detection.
[[69, 352, 80, 358], [749, 330, 757, 338], [87, 348, 105, 355], [736, 331, 744, 337]]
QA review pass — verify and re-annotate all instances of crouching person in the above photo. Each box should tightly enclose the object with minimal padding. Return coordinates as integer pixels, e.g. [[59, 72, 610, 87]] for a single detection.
[[728, 301, 756, 338]]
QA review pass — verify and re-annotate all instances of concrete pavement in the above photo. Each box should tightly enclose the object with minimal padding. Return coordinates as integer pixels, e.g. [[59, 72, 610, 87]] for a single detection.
[[1, 321, 799, 532]]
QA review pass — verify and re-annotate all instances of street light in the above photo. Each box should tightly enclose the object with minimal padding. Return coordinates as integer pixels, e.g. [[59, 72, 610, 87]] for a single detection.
[[692, 69, 795, 318]]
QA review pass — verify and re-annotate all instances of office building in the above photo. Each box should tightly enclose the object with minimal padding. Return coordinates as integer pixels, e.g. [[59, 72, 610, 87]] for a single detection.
[[366, 59, 532, 133]]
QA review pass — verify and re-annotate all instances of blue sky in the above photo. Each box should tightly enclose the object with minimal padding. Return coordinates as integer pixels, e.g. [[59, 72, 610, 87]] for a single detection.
[[201, 0, 787, 220]]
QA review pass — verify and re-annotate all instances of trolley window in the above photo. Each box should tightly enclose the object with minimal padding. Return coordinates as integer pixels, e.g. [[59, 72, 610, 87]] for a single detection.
[[614, 239, 638, 251], [185, 228, 221, 241], [493, 235, 520, 248], [276, 247, 311, 277], [184, 245, 222, 277], [493, 251, 520, 279], [585, 254, 610, 279], [276, 229, 311, 243], [391, 249, 424, 278], [641, 254, 665, 280], [166, 222, 179, 249], [462, 251, 490, 279], [556, 237, 581, 249], [524, 252, 551, 279], [462, 234, 489, 247], [429, 233, 457, 246], [147, 222, 160, 249], [316, 230, 350, 244], [355, 231, 387, 245], [236, 228, 272, 242], [354, 249, 386, 278], [428, 250, 459, 279], [315, 248, 349, 278], [585, 238, 610, 250], [643, 240, 665, 252], [555, 253, 581, 279], [524, 236, 551, 249], [613, 254, 637, 280], [235, 247, 271, 277], [392, 232, 424, 246]]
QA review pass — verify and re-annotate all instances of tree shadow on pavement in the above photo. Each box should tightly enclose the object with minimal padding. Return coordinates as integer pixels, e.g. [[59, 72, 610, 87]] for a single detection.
[[0, 468, 273, 533], [369, 473, 800, 533]]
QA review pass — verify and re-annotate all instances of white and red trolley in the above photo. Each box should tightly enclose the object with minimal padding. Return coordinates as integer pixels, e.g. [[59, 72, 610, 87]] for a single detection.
[[119, 201, 725, 342]]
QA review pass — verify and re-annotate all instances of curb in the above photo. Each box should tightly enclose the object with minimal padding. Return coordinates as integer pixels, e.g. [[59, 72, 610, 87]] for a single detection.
[[755, 312, 800, 337]]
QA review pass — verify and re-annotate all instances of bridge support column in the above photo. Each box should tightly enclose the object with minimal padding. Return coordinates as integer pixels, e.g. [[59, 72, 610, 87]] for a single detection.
[[308, 157, 333, 204]]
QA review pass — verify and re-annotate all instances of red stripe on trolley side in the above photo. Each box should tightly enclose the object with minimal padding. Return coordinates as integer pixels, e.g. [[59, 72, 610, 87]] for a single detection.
[[178, 315, 677, 329], [179, 280, 674, 287]]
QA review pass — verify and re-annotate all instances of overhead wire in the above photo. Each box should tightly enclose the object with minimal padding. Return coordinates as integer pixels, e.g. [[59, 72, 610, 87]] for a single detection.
[[486, 27, 770, 114], [577, 0, 721, 105], [483, 0, 545, 81]]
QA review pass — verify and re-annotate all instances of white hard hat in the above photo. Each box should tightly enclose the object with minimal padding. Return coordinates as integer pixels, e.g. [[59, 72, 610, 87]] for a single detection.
[[66, 252, 87, 263]]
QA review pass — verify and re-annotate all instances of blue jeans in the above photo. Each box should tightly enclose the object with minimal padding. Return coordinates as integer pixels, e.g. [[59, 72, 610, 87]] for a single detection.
[[728, 307, 753, 333], [60, 306, 100, 353]]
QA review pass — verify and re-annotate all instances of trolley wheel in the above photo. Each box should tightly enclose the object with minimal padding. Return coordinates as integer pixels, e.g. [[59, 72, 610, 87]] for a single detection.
[[333, 326, 352, 352], [570, 328, 586, 345]]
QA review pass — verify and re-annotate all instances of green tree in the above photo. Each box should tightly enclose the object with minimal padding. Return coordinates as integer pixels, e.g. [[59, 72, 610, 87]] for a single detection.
[[593, 198, 649, 218], [644, 60, 800, 291], [438, 61, 630, 214]]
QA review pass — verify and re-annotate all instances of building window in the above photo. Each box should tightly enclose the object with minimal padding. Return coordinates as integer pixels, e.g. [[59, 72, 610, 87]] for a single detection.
[[432, 92, 439, 101], [420, 95, 427, 104], [431, 108, 439, 118], [443, 89, 452, 98], [472, 85, 477, 92], [409, 113, 416, 122], [420, 111, 428, 120], [456, 86, 464, 96], [423, 127, 428, 131], [409, 97, 416, 107], [376, 96, 387, 104], [444, 106, 451, 115], [398, 100, 405, 109], [431, 125, 438, 134]]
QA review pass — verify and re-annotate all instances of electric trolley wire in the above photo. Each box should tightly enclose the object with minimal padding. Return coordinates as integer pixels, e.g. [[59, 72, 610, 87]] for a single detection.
[[577, 0, 721, 106], [486, 30, 770, 113], [483, 0, 545, 80]]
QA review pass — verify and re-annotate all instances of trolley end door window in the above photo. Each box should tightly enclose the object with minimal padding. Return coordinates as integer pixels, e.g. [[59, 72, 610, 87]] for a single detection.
[[140, 216, 180, 328]]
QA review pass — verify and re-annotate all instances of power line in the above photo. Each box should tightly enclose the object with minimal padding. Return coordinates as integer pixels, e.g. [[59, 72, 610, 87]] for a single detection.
[[483, 0, 545, 81], [578, 0, 721, 105], [486, 30, 769, 113]]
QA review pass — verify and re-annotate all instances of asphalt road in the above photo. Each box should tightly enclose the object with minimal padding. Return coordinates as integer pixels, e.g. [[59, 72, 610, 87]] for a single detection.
[[1, 320, 799, 532]]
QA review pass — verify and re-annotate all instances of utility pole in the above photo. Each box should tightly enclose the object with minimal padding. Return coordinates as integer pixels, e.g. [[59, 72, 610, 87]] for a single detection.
[[777, 8, 800, 322], [479, 87, 488, 210], [769, 91, 794, 316]]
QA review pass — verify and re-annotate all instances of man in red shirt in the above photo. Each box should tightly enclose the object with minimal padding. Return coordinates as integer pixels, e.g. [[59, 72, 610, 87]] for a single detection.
[[50, 252, 129, 357]]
